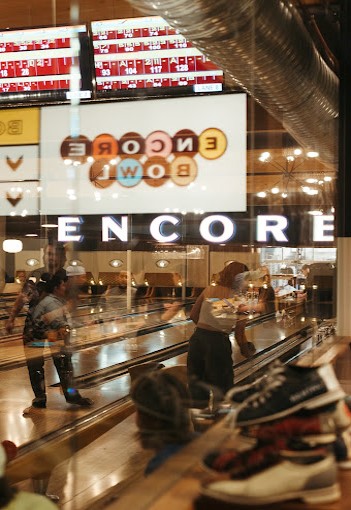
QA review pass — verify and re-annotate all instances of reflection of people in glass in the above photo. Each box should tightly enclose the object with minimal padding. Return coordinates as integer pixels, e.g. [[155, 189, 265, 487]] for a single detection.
[[237, 268, 276, 316], [105, 271, 137, 304], [23, 272, 93, 414], [187, 261, 248, 405], [130, 370, 194, 475], [5, 243, 67, 335], [65, 265, 89, 312], [296, 264, 311, 314]]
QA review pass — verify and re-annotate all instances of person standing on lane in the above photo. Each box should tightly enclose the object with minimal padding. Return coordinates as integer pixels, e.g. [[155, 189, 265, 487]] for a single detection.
[[187, 261, 249, 406], [23, 271, 93, 414]]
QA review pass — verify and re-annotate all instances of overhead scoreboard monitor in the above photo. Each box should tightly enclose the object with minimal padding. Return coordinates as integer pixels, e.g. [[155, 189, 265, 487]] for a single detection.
[[0, 24, 92, 102], [91, 17, 224, 96]]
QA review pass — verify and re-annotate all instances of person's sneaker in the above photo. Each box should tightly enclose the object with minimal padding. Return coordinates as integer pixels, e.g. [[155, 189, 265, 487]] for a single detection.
[[226, 360, 283, 403], [32, 396, 47, 407], [66, 395, 94, 407], [200, 448, 340, 506], [239, 342, 256, 358], [234, 362, 345, 427], [23, 405, 46, 415], [22, 397, 47, 415]]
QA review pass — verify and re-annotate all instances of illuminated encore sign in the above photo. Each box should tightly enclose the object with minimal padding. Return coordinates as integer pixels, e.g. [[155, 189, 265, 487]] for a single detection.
[[58, 214, 335, 243], [0, 25, 90, 96], [91, 17, 223, 93]]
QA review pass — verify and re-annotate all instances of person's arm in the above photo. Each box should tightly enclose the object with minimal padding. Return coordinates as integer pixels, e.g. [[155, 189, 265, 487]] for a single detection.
[[189, 290, 205, 324], [34, 298, 68, 330], [5, 292, 26, 334]]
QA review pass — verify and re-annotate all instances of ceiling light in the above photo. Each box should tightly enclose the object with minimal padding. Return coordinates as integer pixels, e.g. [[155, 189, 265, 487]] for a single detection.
[[3, 239, 23, 253], [256, 148, 327, 199], [25, 233, 38, 237], [156, 259, 170, 268], [258, 151, 271, 162], [109, 259, 123, 268], [69, 259, 82, 266], [41, 223, 58, 228], [26, 258, 39, 267], [306, 151, 319, 158]]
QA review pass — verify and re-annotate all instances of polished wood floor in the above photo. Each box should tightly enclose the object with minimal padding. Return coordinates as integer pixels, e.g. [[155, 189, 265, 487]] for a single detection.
[[0, 302, 335, 509]]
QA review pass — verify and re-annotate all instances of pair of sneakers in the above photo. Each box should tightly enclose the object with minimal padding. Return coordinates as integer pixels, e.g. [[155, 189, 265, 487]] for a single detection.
[[199, 361, 347, 506], [23, 393, 93, 415]]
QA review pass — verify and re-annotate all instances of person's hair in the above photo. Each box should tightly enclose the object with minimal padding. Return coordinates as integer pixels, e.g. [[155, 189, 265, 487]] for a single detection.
[[45, 270, 67, 294], [44, 242, 66, 254], [130, 370, 193, 450], [217, 261, 249, 288], [261, 271, 271, 284]]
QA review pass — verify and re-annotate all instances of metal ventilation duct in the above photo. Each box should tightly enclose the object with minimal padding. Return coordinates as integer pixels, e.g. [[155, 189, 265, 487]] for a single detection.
[[126, 0, 339, 164]]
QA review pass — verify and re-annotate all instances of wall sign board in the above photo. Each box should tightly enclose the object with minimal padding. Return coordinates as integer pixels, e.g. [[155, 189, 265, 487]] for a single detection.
[[40, 93, 247, 215]]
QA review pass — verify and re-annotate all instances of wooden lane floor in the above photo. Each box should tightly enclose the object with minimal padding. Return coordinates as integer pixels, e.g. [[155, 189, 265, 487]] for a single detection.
[[0, 314, 314, 447], [0, 300, 193, 370], [0, 314, 317, 507], [0, 312, 314, 444]]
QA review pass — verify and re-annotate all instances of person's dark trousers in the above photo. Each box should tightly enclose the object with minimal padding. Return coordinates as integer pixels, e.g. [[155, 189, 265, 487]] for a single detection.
[[52, 349, 75, 399], [187, 327, 234, 407], [24, 345, 46, 402]]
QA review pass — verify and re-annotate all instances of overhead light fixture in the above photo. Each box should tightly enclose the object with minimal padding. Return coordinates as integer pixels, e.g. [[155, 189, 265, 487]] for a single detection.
[[25, 233, 38, 237], [256, 148, 328, 199], [308, 210, 324, 216], [41, 223, 58, 228], [109, 259, 123, 268], [155, 259, 169, 269], [3, 239, 23, 253], [26, 258, 39, 267], [306, 151, 319, 158], [156, 259, 170, 268], [69, 259, 82, 266]]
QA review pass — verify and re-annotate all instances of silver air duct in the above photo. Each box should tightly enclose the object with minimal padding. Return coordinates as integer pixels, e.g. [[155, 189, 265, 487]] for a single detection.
[[126, 0, 338, 164]]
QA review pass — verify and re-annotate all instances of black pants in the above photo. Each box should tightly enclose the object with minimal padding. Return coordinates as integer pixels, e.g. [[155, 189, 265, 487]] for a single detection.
[[187, 327, 234, 405], [24, 343, 75, 402]]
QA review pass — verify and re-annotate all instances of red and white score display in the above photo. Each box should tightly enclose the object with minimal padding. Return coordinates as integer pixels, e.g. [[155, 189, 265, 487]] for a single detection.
[[91, 17, 223, 93], [0, 25, 86, 94]]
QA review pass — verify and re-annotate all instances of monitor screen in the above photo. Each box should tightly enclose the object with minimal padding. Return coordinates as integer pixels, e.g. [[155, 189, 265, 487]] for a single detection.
[[0, 24, 92, 104], [90, 17, 224, 98]]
